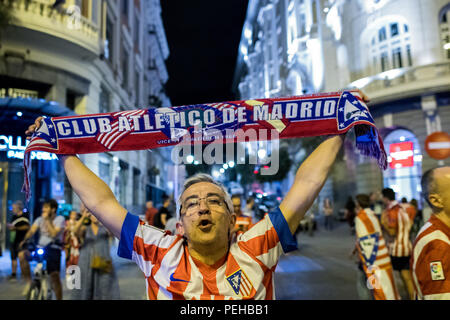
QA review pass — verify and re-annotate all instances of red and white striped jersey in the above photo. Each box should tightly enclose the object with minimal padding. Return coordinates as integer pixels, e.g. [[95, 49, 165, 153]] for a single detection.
[[411, 214, 450, 300], [118, 207, 298, 300], [355, 208, 400, 300], [382, 201, 412, 257]]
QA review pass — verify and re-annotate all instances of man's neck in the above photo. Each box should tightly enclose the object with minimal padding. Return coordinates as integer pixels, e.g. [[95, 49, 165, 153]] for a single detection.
[[435, 211, 450, 229], [188, 242, 229, 266]]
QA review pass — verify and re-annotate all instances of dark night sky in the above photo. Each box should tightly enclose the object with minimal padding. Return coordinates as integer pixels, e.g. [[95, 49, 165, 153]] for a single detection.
[[160, 1, 249, 107]]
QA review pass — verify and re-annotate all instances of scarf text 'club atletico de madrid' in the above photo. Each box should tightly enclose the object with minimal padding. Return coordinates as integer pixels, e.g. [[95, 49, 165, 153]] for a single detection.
[[22, 90, 387, 201]]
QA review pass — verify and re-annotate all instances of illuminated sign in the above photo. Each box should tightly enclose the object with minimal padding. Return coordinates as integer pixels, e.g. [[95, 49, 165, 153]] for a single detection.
[[0, 135, 57, 160], [389, 141, 414, 169], [0, 88, 39, 99]]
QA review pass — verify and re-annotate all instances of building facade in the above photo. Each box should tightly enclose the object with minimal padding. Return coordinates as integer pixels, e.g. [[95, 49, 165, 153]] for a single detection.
[[233, 0, 450, 211], [0, 0, 173, 251]]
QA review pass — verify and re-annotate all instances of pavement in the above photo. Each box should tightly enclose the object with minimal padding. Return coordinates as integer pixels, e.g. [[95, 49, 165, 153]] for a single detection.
[[0, 220, 409, 300]]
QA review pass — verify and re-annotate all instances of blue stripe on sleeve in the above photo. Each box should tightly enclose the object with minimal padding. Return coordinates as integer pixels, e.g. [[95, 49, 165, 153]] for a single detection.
[[117, 212, 140, 260], [268, 207, 298, 253]]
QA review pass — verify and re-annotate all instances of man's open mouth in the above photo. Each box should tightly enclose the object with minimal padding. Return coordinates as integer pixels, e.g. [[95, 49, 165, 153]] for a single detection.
[[198, 218, 213, 230]]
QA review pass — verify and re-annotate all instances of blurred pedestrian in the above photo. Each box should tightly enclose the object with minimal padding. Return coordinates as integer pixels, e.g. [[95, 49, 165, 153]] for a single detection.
[[369, 191, 383, 221], [323, 198, 333, 231], [20, 199, 65, 299], [7, 200, 31, 283], [232, 195, 253, 235], [380, 188, 415, 300], [344, 196, 356, 235], [71, 204, 120, 300], [401, 197, 417, 222], [411, 166, 450, 300], [153, 196, 172, 229], [354, 194, 400, 300], [409, 198, 422, 240], [243, 196, 256, 221], [144, 201, 158, 226], [64, 210, 84, 268]]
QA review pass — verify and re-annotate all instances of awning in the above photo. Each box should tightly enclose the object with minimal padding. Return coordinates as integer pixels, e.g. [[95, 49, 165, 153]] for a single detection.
[[0, 97, 76, 117]]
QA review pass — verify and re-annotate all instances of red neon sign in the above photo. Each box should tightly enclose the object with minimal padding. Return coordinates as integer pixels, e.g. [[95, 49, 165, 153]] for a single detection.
[[389, 141, 414, 169]]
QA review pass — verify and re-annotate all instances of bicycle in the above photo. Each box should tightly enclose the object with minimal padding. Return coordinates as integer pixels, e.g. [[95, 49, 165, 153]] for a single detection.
[[23, 242, 53, 300]]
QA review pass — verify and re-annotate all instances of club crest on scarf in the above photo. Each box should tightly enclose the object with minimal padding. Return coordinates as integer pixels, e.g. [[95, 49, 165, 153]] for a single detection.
[[27, 118, 59, 151], [337, 92, 375, 131], [226, 269, 254, 298], [358, 233, 380, 266]]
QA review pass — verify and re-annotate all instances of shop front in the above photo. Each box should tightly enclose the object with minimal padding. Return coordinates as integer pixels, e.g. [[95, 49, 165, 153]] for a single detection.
[[0, 97, 75, 252]]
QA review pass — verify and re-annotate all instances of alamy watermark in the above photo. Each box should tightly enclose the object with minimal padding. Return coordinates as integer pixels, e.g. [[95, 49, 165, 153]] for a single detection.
[[170, 124, 280, 175]]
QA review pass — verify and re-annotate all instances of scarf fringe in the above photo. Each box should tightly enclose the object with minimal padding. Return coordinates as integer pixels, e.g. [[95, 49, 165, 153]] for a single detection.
[[355, 126, 387, 170]]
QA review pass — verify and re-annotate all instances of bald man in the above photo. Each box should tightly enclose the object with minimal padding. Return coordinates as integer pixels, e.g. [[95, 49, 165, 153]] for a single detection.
[[411, 166, 450, 300]]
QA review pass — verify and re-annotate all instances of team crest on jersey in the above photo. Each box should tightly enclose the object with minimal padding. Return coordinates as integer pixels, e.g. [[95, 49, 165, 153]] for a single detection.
[[226, 269, 253, 298], [430, 261, 445, 281], [358, 233, 380, 266], [337, 91, 374, 131]]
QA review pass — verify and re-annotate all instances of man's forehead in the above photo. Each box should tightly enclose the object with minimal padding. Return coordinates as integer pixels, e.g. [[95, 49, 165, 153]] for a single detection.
[[182, 182, 224, 199], [435, 167, 450, 183]]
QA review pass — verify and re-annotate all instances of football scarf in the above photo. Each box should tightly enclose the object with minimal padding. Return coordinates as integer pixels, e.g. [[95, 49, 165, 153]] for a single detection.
[[22, 90, 387, 201]]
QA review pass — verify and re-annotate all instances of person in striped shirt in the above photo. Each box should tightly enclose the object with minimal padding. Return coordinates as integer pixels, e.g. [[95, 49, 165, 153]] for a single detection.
[[354, 194, 400, 300], [25, 91, 369, 299], [411, 166, 450, 300], [380, 188, 415, 299]]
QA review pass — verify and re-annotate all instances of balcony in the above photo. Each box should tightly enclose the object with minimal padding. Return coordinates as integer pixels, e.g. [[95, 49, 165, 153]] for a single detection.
[[7, 0, 101, 59], [347, 62, 450, 103]]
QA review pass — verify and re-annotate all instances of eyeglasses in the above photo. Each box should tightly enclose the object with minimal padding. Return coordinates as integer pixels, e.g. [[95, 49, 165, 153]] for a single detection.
[[181, 195, 228, 217]]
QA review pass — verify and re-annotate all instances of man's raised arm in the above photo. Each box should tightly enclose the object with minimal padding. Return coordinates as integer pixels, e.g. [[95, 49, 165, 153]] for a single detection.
[[280, 135, 344, 234], [280, 90, 370, 235], [59, 155, 127, 239], [26, 117, 127, 239]]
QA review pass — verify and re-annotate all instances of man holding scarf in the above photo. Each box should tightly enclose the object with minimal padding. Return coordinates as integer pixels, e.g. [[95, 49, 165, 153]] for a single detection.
[[24, 90, 384, 299]]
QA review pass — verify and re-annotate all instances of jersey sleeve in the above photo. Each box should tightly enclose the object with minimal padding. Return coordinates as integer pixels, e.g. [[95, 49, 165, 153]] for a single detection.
[[413, 239, 450, 299], [118, 212, 177, 273], [237, 207, 297, 269]]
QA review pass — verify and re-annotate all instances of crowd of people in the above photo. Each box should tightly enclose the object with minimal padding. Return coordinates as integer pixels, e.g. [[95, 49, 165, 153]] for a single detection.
[[2, 166, 449, 301], [1, 103, 447, 300], [3, 191, 258, 300], [3, 199, 120, 300]]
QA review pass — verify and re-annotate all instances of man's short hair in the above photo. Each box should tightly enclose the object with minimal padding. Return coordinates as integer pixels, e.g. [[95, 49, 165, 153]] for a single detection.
[[381, 188, 396, 201], [356, 194, 371, 209], [421, 168, 438, 211], [43, 199, 58, 212], [176, 173, 233, 220], [13, 200, 24, 211]]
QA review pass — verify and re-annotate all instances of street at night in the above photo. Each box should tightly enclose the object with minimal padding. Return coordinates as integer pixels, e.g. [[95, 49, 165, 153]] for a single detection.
[[0, 0, 449, 304], [0, 221, 411, 300]]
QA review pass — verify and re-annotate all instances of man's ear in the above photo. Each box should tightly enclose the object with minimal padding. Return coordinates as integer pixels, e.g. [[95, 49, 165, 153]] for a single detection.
[[176, 221, 185, 236], [229, 213, 237, 228], [429, 193, 443, 210]]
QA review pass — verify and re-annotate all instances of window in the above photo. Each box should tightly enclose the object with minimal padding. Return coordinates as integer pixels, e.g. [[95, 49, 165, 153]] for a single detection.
[[99, 86, 110, 113], [368, 20, 411, 74], [406, 44, 412, 66], [390, 23, 399, 37], [105, 16, 114, 62], [119, 160, 129, 205], [378, 27, 386, 42], [121, 46, 129, 89], [134, 12, 140, 47], [135, 72, 140, 106], [133, 168, 140, 206], [99, 154, 112, 186], [392, 47, 402, 68], [439, 5, 450, 60], [380, 52, 389, 72], [122, 0, 128, 16]]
